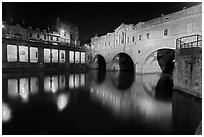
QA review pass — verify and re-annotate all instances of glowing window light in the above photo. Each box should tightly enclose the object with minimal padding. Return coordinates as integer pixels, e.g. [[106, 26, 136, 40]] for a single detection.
[[75, 52, 80, 63], [69, 51, 74, 63], [2, 103, 12, 123]]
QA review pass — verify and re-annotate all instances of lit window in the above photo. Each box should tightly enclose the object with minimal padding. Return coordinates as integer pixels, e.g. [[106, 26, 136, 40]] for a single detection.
[[69, 51, 74, 63], [44, 48, 50, 63], [60, 50, 65, 63], [139, 35, 142, 40], [81, 52, 85, 63], [30, 47, 38, 63], [75, 52, 80, 63], [147, 33, 149, 39], [7, 45, 17, 62], [51, 49, 58, 63], [164, 29, 168, 36], [19, 46, 28, 62]]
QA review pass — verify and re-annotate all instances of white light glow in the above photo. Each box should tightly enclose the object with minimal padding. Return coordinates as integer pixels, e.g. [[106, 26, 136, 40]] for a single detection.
[[2, 103, 12, 123], [57, 93, 70, 111]]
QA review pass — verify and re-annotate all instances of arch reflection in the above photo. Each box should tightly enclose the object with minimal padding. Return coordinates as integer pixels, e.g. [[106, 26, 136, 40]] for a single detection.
[[111, 71, 134, 90], [90, 71, 173, 130]]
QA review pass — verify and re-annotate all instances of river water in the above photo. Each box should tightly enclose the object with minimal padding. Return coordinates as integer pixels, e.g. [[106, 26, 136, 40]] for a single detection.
[[2, 70, 202, 135]]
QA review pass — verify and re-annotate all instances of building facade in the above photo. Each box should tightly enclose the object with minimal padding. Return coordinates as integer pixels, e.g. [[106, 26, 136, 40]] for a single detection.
[[91, 4, 202, 74], [2, 21, 89, 71]]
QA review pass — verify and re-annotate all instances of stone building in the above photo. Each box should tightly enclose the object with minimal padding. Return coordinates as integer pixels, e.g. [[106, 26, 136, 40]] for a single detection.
[[91, 4, 202, 74]]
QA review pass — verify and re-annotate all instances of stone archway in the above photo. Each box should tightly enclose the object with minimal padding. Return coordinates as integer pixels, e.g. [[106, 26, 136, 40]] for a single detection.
[[111, 52, 134, 72], [143, 48, 175, 74], [93, 54, 106, 70]]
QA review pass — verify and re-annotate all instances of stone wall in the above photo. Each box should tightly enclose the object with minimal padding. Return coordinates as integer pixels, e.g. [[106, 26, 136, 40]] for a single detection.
[[173, 47, 202, 98]]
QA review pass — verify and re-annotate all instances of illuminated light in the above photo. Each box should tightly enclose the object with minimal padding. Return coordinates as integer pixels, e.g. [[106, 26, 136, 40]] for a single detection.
[[51, 76, 58, 93], [2, 24, 5, 28], [60, 29, 65, 34], [2, 103, 11, 123], [57, 93, 70, 112], [90, 88, 94, 93], [52, 43, 58, 45], [69, 74, 74, 89], [59, 75, 66, 90], [30, 77, 38, 94], [8, 79, 18, 98], [74, 74, 79, 88], [80, 74, 85, 86], [173, 59, 175, 62], [19, 78, 29, 102], [44, 76, 51, 92]]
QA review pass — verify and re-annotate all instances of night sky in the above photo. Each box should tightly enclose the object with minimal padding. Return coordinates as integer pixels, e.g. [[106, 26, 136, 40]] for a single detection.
[[2, 2, 200, 42]]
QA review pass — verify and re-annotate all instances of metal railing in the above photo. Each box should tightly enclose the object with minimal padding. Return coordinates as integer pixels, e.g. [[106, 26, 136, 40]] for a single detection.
[[176, 34, 202, 49]]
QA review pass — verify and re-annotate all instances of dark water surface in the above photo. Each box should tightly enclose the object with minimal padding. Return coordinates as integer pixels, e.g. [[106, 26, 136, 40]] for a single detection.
[[2, 70, 201, 135]]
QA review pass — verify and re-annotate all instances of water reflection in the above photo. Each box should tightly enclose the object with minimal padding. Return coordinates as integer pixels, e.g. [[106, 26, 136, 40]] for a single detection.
[[7, 77, 39, 102], [111, 71, 134, 90], [2, 102, 12, 123], [57, 93, 70, 112], [8, 79, 18, 98], [2, 70, 201, 135], [19, 78, 29, 102], [90, 71, 173, 131]]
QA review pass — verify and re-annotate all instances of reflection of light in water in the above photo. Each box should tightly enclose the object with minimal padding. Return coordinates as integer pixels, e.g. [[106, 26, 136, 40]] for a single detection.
[[51, 76, 58, 93], [59, 75, 65, 90], [19, 78, 29, 102], [57, 93, 70, 111], [75, 74, 79, 88], [44, 76, 51, 92], [30, 77, 38, 94], [8, 79, 18, 98], [69, 75, 74, 88], [44, 76, 58, 93], [2, 103, 11, 123], [80, 74, 85, 86]]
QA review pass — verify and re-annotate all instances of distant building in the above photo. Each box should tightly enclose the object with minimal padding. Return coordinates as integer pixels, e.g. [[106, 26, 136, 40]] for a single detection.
[[2, 20, 88, 70]]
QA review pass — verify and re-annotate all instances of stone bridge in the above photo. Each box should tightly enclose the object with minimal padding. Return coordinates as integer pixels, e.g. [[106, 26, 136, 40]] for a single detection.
[[91, 4, 202, 74]]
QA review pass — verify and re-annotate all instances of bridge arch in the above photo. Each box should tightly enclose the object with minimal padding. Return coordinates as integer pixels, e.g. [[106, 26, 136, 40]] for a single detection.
[[143, 48, 175, 74], [111, 52, 134, 72], [92, 54, 106, 70]]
